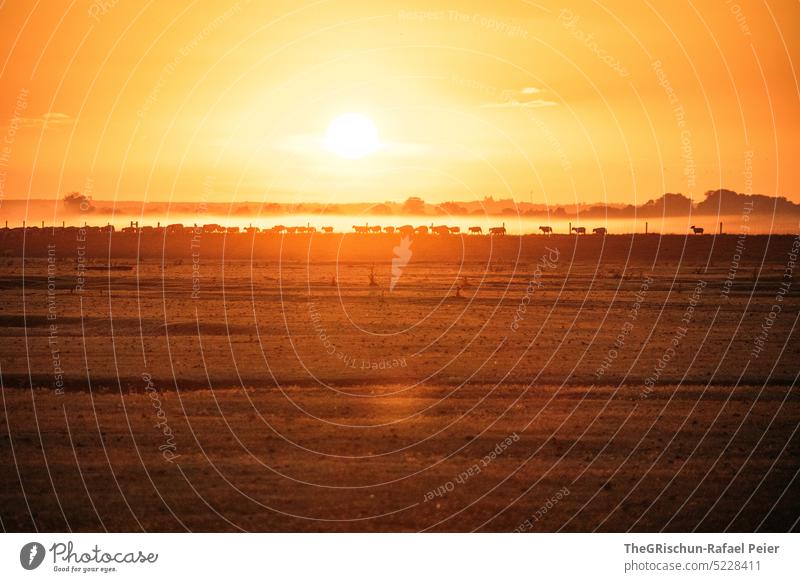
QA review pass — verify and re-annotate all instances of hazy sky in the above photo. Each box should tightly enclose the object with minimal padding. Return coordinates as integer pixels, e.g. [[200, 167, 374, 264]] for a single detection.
[[1, 0, 798, 208]]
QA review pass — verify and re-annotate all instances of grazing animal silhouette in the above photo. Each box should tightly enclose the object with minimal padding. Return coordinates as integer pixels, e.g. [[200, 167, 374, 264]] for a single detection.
[[449, 226, 460, 234], [690, 225, 704, 234], [398, 225, 414, 236], [383, 226, 395, 234], [539, 226, 552, 234], [468, 226, 482, 234], [489, 222, 506, 235], [321, 226, 333, 233], [414, 225, 429, 235], [593, 227, 607, 235], [432, 225, 451, 235], [369, 225, 382, 233], [270, 225, 286, 233], [353, 225, 369, 234], [572, 227, 586, 235]]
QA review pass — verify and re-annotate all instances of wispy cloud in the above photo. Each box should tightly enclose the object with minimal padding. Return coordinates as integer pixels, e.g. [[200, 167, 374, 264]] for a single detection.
[[481, 98, 557, 109], [17, 112, 73, 129], [481, 87, 556, 109]]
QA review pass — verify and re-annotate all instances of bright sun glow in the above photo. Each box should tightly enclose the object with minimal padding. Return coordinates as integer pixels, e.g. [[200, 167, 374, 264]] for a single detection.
[[324, 113, 379, 159]]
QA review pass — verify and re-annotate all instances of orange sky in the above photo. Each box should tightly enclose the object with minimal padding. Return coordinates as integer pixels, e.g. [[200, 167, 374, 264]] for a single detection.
[[0, 0, 798, 208]]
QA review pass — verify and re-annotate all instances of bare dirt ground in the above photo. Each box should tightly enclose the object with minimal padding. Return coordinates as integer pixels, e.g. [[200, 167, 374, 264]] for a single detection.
[[1, 233, 798, 531]]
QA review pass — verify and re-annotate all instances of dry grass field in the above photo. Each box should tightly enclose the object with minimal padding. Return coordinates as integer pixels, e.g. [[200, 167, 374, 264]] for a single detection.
[[1, 232, 798, 531]]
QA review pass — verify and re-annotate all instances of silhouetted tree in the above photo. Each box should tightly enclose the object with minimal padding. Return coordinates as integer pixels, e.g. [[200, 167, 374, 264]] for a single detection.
[[369, 203, 392, 215], [62, 192, 95, 213], [403, 196, 426, 214]]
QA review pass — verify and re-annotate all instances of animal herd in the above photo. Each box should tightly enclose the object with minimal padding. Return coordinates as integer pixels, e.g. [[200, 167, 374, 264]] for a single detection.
[[351, 223, 503, 236], [0, 220, 714, 237]]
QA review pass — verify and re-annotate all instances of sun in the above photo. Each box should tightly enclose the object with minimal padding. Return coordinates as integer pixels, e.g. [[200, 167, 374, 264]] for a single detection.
[[324, 113, 379, 159]]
